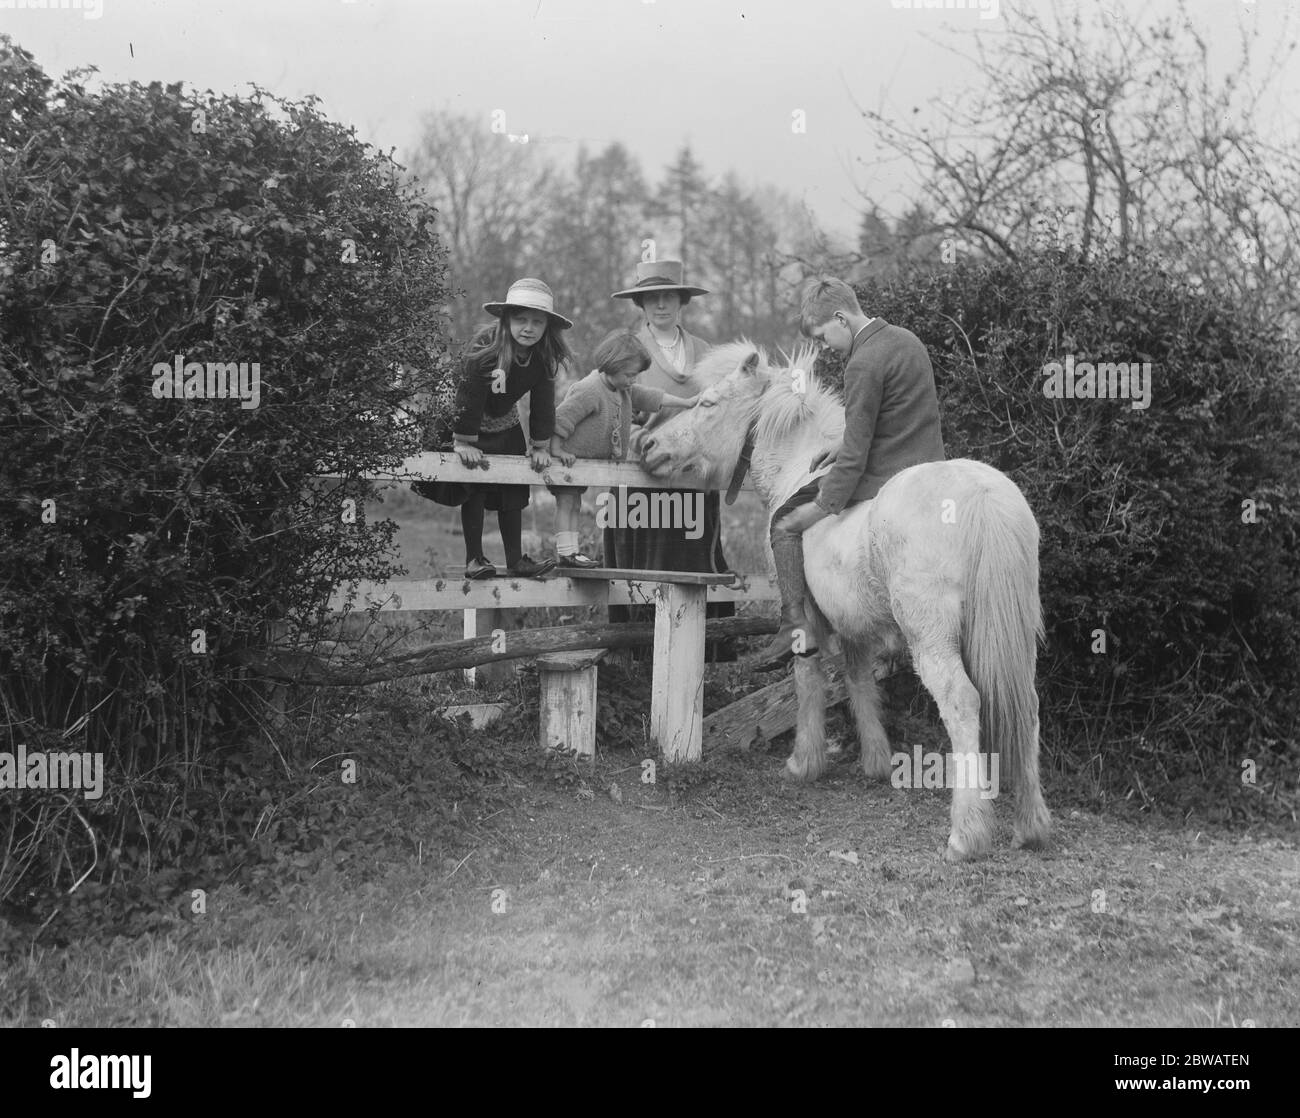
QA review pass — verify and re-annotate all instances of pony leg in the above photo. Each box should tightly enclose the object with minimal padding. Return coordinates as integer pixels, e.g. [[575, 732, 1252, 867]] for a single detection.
[[841, 640, 892, 780], [1011, 701, 1051, 850], [785, 653, 828, 782], [911, 647, 995, 862]]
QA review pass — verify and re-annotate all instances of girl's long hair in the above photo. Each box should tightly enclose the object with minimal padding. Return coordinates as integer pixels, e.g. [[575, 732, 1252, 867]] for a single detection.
[[463, 310, 573, 379]]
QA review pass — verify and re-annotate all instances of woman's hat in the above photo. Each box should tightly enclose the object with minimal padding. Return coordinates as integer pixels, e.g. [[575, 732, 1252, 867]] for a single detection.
[[611, 259, 709, 300], [483, 278, 574, 330]]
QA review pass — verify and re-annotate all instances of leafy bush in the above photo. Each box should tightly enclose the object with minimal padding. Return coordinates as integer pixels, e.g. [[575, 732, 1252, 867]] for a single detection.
[[819, 251, 1300, 811], [0, 38, 455, 903]]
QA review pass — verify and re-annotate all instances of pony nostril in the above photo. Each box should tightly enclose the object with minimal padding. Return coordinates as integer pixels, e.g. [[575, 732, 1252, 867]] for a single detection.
[[643, 437, 655, 455]]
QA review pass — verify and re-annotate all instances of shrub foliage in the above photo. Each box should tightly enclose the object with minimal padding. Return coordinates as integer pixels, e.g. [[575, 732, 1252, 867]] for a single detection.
[[830, 252, 1300, 809], [0, 39, 453, 903]]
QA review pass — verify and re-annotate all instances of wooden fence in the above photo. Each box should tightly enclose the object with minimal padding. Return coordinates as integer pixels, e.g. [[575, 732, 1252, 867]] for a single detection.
[[256, 452, 849, 761]]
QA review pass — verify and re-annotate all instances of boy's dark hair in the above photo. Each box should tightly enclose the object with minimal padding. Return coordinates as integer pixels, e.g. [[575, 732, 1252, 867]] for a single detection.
[[798, 275, 862, 335], [592, 328, 651, 378]]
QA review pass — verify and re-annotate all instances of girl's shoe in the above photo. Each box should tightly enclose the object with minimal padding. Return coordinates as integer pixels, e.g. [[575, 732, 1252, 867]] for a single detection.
[[464, 556, 498, 580], [507, 554, 556, 578], [557, 552, 601, 569]]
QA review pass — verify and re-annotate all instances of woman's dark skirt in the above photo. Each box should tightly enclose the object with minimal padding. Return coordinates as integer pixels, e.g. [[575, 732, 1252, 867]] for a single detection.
[[602, 488, 737, 662], [411, 422, 531, 512]]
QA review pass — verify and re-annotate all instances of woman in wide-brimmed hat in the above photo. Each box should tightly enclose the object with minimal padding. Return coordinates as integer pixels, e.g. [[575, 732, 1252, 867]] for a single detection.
[[603, 260, 736, 660], [413, 277, 573, 579]]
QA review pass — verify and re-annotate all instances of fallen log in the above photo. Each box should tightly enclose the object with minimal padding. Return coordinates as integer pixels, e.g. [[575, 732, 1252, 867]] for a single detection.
[[702, 652, 907, 751], [235, 616, 777, 686], [704, 653, 846, 751]]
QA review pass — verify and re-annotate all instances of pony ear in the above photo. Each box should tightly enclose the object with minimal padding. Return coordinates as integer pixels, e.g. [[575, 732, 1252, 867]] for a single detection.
[[741, 351, 761, 376]]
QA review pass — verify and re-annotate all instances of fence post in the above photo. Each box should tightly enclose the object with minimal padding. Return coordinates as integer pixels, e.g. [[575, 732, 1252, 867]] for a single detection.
[[650, 581, 707, 762], [463, 607, 514, 688]]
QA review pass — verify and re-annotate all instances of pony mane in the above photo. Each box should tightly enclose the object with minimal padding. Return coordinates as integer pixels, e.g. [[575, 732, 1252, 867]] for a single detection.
[[754, 340, 842, 445], [692, 338, 767, 387]]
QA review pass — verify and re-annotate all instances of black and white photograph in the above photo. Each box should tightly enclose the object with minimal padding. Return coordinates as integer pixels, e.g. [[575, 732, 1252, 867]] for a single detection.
[[0, 0, 1297, 1052]]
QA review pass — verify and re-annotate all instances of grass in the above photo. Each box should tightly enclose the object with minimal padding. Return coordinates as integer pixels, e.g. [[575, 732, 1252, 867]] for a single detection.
[[2, 658, 1296, 1028]]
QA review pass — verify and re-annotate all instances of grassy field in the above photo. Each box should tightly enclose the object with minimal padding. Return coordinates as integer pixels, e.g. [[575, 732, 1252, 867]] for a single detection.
[[1, 489, 1295, 1028], [2, 673, 1295, 1028]]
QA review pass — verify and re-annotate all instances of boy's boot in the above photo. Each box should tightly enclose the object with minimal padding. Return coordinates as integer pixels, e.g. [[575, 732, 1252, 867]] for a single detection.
[[751, 533, 819, 671]]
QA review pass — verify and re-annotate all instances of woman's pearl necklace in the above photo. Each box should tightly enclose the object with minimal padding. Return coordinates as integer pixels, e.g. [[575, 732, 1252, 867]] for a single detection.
[[651, 327, 681, 352]]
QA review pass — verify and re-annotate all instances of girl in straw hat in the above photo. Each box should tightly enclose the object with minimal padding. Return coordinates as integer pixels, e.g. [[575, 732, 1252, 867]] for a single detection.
[[413, 277, 573, 579]]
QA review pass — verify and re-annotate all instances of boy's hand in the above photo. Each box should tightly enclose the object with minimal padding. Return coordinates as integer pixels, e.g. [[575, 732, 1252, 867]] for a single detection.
[[809, 445, 840, 473], [529, 447, 552, 471], [776, 502, 830, 534], [454, 442, 485, 467], [551, 442, 576, 466]]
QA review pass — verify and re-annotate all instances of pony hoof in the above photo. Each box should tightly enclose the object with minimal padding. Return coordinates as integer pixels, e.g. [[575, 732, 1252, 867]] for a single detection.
[[860, 754, 892, 781], [1012, 806, 1052, 851], [784, 755, 823, 783], [1011, 826, 1051, 851], [944, 835, 988, 863]]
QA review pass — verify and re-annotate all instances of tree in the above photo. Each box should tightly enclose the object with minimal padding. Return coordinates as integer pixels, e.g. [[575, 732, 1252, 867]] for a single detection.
[[848, 1, 1300, 331], [405, 108, 554, 343], [651, 145, 710, 271], [545, 142, 652, 361]]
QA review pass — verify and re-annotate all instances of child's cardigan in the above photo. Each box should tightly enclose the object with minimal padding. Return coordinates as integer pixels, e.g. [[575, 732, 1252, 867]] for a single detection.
[[552, 371, 665, 460]]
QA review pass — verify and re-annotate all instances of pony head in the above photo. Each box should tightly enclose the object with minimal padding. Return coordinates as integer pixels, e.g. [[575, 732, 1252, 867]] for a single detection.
[[639, 340, 773, 486], [640, 339, 840, 505]]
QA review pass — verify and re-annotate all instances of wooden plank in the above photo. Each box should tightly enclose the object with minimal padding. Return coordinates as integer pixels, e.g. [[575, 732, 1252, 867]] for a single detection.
[[704, 657, 848, 752], [323, 452, 751, 492], [237, 615, 777, 686], [562, 568, 739, 586], [536, 649, 608, 672], [328, 575, 778, 612], [439, 703, 506, 730], [701, 652, 902, 752], [651, 582, 707, 763]]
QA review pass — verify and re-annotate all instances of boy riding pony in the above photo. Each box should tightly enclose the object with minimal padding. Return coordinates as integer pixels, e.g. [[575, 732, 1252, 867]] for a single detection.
[[752, 276, 947, 671]]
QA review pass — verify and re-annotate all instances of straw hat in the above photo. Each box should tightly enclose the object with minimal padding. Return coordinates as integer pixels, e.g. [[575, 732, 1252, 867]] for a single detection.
[[611, 259, 709, 300], [482, 277, 574, 330]]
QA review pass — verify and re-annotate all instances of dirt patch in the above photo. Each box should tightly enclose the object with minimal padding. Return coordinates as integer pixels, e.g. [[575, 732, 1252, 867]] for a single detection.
[[334, 752, 1298, 1028]]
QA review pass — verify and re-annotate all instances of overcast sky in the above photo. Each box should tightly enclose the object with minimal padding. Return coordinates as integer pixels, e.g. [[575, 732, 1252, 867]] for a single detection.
[[4, 0, 1297, 244]]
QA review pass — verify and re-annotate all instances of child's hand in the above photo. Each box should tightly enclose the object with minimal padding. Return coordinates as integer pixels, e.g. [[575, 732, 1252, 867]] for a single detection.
[[809, 445, 840, 473], [553, 447, 576, 466], [454, 442, 485, 467], [529, 447, 552, 471]]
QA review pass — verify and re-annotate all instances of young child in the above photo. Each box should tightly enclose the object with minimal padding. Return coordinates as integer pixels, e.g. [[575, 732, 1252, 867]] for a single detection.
[[412, 277, 574, 579], [548, 329, 698, 568]]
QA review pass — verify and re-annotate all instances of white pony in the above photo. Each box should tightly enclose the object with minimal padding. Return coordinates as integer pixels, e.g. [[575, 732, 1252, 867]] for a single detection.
[[639, 341, 1051, 861]]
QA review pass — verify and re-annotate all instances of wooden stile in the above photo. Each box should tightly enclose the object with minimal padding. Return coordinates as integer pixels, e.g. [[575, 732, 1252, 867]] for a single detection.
[[536, 649, 607, 758]]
